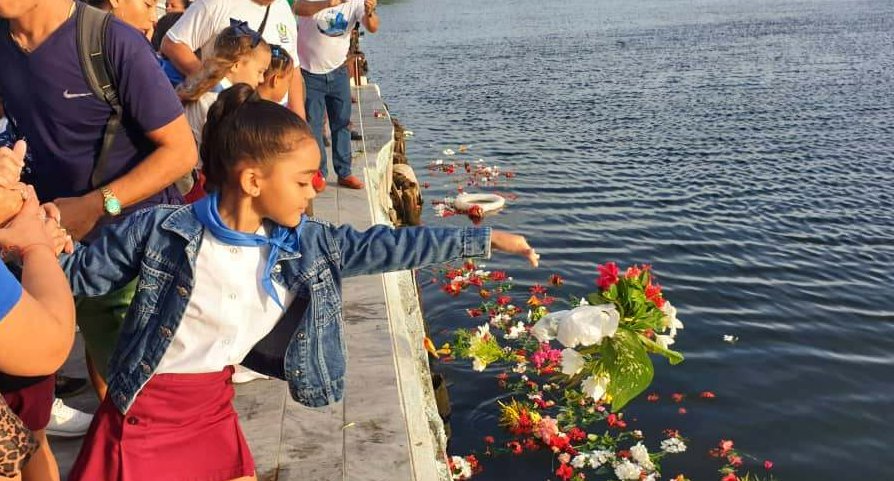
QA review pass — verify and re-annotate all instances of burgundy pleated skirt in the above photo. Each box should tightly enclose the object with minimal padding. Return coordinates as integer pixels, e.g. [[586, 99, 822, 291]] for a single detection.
[[68, 366, 255, 481]]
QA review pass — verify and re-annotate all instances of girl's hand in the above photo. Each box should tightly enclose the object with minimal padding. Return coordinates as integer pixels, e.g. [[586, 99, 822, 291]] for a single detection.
[[0, 186, 57, 257], [0, 140, 26, 188], [491, 230, 539, 267]]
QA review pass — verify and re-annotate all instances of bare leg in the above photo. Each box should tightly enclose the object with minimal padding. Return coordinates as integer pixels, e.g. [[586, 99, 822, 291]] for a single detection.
[[20, 429, 60, 481], [85, 351, 108, 401]]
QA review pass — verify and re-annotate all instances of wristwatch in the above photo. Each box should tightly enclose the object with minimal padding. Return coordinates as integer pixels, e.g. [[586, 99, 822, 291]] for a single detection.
[[100, 186, 122, 217]]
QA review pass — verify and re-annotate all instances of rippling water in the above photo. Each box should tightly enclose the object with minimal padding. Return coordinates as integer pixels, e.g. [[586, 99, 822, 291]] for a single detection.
[[364, 1, 894, 479]]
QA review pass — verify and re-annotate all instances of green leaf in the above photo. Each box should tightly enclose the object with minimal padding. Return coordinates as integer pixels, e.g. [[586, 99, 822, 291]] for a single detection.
[[638, 334, 685, 365], [602, 328, 654, 411]]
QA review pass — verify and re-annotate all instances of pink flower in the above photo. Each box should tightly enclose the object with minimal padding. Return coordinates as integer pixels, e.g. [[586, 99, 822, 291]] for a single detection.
[[596, 262, 619, 290], [625, 265, 642, 279], [721, 474, 738, 481], [764, 460, 774, 470], [534, 417, 559, 443]]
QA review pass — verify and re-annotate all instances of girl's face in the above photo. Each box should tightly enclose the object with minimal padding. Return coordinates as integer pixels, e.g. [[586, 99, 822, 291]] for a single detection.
[[228, 49, 272, 88], [112, 0, 157, 35], [253, 140, 321, 227], [166, 0, 187, 13], [257, 68, 294, 104]]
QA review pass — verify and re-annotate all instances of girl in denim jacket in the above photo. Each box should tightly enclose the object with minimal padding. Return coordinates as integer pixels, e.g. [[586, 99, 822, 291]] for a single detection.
[[61, 83, 538, 481]]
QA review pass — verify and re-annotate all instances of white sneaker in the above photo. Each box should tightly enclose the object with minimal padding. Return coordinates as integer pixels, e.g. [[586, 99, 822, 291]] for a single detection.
[[232, 366, 270, 384], [46, 398, 93, 438]]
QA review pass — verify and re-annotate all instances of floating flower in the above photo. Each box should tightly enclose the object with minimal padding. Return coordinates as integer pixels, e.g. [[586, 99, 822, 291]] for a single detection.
[[661, 301, 684, 337], [630, 442, 655, 471], [700, 391, 716, 399], [555, 463, 574, 481], [613, 459, 643, 481], [660, 437, 687, 454], [723, 334, 739, 343], [533, 417, 559, 443], [764, 460, 774, 470], [549, 274, 564, 286], [443, 148, 456, 156], [504, 322, 526, 340], [597, 262, 620, 290], [555, 305, 620, 348], [560, 348, 585, 376], [647, 393, 660, 402], [581, 374, 610, 402]]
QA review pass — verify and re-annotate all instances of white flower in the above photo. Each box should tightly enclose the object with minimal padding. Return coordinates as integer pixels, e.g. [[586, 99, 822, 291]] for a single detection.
[[504, 322, 526, 340], [449, 455, 472, 480], [571, 454, 589, 469], [578, 297, 590, 306], [723, 334, 739, 344], [512, 362, 527, 374], [630, 442, 655, 471], [656, 334, 675, 349], [555, 305, 620, 348], [661, 301, 684, 337], [660, 437, 687, 454], [475, 323, 490, 339], [443, 148, 455, 156], [560, 348, 585, 376], [581, 374, 610, 402], [613, 459, 643, 480], [642, 475, 658, 481], [531, 311, 563, 342], [589, 449, 615, 468], [472, 357, 486, 372]]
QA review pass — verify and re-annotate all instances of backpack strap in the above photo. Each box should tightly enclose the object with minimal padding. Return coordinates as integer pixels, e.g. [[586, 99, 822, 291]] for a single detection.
[[75, 2, 121, 189]]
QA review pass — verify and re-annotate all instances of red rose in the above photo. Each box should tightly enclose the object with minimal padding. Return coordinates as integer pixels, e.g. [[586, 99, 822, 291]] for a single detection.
[[567, 427, 586, 442], [764, 460, 774, 470], [597, 262, 620, 290]]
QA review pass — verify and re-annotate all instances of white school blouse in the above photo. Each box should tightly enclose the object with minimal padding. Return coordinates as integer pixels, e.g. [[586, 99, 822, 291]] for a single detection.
[[155, 228, 295, 374]]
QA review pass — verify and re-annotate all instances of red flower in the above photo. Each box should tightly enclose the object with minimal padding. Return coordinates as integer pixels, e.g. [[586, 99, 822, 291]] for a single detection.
[[567, 427, 586, 442], [764, 460, 774, 470], [644, 283, 665, 308], [721, 474, 738, 481], [490, 271, 507, 281], [442, 282, 463, 296], [549, 434, 571, 452], [466, 308, 483, 318], [467, 276, 484, 287], [555, 464, 574, 481], [678, 407, 687, 415], [549, 274, 564, 286], [529, 284, 548, 295], [479, 288, 492, 300], [523, 437, 540, 452], [719, 439, 734, 455], [541, 295, 556, 306], [463, 260, 477, 271], [507, 441, 523, 455], [483, 436, 495, 444], [596, 262, 620, 290], [671, 393, 685, 403], [663, 428, 680, 438], [617, 449, 630, 459], [497, 295, 512, 306], [700, 391, 717, 399], [647, 393, 660, 402], [607, 414, 627, 429], [728, 455, 743, 467], [625, 265, 642, 279]]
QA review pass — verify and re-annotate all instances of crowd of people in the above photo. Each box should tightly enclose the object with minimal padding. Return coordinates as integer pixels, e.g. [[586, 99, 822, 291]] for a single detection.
[[0, 1, 539, 480]]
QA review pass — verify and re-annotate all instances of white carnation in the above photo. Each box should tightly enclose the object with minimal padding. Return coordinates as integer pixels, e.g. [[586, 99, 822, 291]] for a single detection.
[[570, 454, 589, 469], [660, 437, 687, 454], [630, 442, 655, 471], [589, 449, 615, 468], [613, 459, 643, 480]]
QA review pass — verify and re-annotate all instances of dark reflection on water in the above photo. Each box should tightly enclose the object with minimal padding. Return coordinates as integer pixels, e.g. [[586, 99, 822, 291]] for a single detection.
[[363, 0, 894, 479]]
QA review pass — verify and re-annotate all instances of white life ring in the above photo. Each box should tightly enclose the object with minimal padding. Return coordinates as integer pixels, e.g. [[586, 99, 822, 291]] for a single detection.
[[454, 193, 506, 213]]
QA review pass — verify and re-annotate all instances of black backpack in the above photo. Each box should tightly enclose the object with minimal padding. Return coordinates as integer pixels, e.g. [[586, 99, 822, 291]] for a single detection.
[[74, 2, 122, 188]]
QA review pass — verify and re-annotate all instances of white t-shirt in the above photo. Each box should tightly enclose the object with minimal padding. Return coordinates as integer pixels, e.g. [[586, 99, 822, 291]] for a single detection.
[[184, 78, 232, 157], [166, 0, 299, 66], [297, 0, 365, 74], [155, 228, 295, 374]]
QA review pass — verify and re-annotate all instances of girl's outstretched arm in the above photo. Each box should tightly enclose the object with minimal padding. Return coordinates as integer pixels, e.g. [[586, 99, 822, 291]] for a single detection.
[[333, 224, 537, 278], [58, 209, 151, 297]]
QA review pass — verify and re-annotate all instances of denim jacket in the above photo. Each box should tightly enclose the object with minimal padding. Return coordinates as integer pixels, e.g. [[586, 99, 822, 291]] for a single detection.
[[60, 205, 491, 414]]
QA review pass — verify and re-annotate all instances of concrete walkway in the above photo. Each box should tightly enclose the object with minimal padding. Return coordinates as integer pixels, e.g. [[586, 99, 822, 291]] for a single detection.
[[50, 85, 449, 480]]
